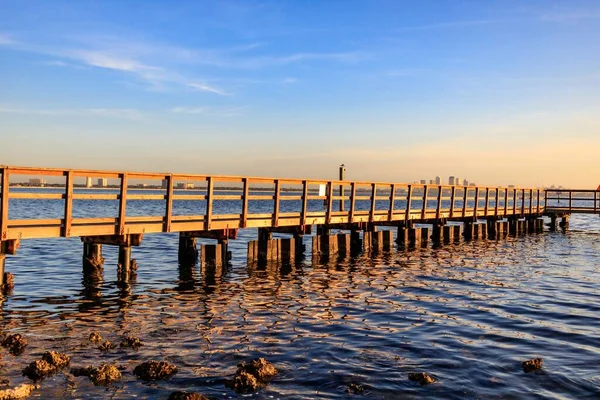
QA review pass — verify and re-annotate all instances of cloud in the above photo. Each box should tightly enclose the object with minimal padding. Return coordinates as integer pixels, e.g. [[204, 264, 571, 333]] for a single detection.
[[171, 105, 247, 117], [171, 107, 208, 114], [0, 33, 14, 45], [397, 19, 496, 31], [0, 106, 147, 121], [540, 10, 600, 22], [187, 82, 228, 96]]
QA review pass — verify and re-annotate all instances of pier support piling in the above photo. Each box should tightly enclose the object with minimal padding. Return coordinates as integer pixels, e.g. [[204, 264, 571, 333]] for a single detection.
[[432, 223, 444, 243], [549, 215, 558, 231], [0, 253, 5, 287], [178, 235, 198, 264], [117, 245, 131, 279], [560, 215, 570, 231], [83, 243, 104, 270], [463, 221, 474, 240], [201, 244, 224, 268]]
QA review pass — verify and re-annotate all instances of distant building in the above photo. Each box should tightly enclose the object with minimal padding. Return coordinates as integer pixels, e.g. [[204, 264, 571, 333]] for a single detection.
[[97, 178, 107, 188], [448, 176, 456, 185], [429, 179, 434, 184], [85, 177, 92, 188], [463, 179, 468, 187], [455, 177, 460, 186], [420, 180, 426, 184], [435, 176, 441, 185], [161, 179, 168, 189], [186, 183, 194, 189], [508, 184, 516, 188], [29, 178, 46, 187]]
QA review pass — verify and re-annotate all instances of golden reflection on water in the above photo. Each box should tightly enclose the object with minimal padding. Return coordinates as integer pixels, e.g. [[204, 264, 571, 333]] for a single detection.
[[0, 229, 599, 398]]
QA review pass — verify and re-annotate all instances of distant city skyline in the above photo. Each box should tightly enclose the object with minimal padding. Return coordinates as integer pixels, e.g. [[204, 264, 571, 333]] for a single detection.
[[1, 1, 600, 188]]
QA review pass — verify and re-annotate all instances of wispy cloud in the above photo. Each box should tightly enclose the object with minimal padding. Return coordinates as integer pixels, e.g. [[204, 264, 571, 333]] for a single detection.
[[397, 19, 496, 31], [0, 106, 147, 121], [540, 10, 600, 22], [171, 106, 247, 117], [0, 33, 15, 45], [187, 82, 228, 96]]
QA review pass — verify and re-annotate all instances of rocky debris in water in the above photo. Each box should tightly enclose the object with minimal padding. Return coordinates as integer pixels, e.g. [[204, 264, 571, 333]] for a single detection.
[[0, 383, 38, 400], [236, 358, 277, 381], [522, 358, 543, 373], [119, 336, 142, 349], [89, 332, 103, 343], [42, 351, 70, 368], [98, 340, 115, 352], [408, 372, 435, 385], [1, 273, 14, 294], [1, 334, 27, 355], [22, 351, 70, 380], [228, 372, 259, 393], [133, 360, 177, 381], [71, 363, 121, 386], [0, 379, 8, 388], [227, 358, 278, 393], [22, 360, 55, 380], [346, 382, 365, 394], [167, 392, 209, 400]]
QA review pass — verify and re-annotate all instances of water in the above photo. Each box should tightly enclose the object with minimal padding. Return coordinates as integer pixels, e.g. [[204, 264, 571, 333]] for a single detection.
[[1, 192, 600, 399]]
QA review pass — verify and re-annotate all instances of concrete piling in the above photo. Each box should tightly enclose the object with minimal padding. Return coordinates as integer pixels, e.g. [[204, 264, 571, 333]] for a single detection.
[[117, 245, 131, 280], [432, 224, 444, 243], [201, 243, 224, 267], [463, 221, 474, 240], [560, 215, 570, 231], [549, 215, 558, 231], [82, 243, 104, 270]]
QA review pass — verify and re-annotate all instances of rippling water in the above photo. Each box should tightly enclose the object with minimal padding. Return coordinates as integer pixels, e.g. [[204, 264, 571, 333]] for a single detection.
[[1, 202, 600, 398]]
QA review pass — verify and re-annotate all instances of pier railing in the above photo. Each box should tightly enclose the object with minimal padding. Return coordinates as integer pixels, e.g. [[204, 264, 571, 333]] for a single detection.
[[545, 189, 600, 214], [0, 166, 545, 241]]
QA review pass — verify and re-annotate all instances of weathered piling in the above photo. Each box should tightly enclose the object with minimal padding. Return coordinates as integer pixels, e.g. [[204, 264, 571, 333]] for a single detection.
[[118, 245, 132, 279], [201, 244, 224, 267], [82, 243, 104, 271], [463, 221, 474, 239], [549, 215, 558, 231], [178, 235, 198, 264], [431, 223, 444, 243], [560, 215, 570, 231], [0, 253, 5, 288]]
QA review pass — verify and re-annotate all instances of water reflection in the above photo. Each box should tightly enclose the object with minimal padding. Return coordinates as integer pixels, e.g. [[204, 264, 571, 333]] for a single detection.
[[0, 218, 598, 398]]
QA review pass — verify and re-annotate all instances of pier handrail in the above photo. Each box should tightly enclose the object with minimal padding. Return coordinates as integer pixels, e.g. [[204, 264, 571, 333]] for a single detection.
[[0, 166, 546, 241], [544, 189, 600, 214]]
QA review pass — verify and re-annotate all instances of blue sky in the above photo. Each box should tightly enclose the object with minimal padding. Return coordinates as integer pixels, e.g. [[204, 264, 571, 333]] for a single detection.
[[1, 0, 599, 187]]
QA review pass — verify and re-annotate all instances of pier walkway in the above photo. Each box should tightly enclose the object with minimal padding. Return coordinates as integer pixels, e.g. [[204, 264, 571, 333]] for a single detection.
[[0, 166, 598, 287]]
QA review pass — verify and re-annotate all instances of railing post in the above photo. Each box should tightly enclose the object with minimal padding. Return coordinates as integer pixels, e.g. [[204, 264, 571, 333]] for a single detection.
[[388, 184, 396, 222], [369, 183, 377, 223], [421, 185, 428, 220], [327, 181, 334, 224], [449, 186, 456, 218], [494, 188, 499, 217], [164, 175, 173, 232], [529, 189, 533, 215], [349, 182, 356, 223], [544, 190, 548, 211], [1, 168, 9, 241], [503, 188, 508, 216], [435, 185, 442, 219], [473, 187, 480, 217], [536, 190, 540, 214], [484, 188, 490, 217], [521, 189, 525, 216], [405, 185, 413, 223], [242, 178, 250, 228], [205, 177, 214, 231], [118, 173, 128, 235], [513, 188, 517, 216], [63, 171, 74, 237], [273, 179, 281, 227], [569, 190, 572, 210], [462, 187, 468, 217], [594, 191, 598, 213]]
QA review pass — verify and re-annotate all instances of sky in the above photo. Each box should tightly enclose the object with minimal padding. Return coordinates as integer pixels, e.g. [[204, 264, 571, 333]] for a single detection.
[[1, 0, 599, 187]]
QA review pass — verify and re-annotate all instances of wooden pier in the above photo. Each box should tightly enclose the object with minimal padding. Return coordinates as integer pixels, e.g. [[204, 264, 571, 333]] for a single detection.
[[0, 166, 598, 288]]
